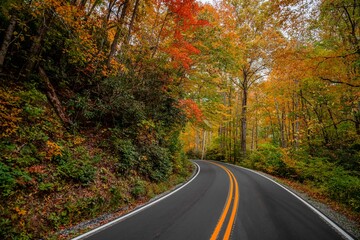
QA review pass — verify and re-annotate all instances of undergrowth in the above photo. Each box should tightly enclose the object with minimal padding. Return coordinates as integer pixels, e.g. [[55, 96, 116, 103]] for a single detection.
[[240, 143, 360, 213], [0, 85, 192, 239]]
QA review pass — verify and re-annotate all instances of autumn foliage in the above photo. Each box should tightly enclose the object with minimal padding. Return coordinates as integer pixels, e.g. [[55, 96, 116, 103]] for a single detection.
[[0, 0, 359, 238], [178, 99, 204, 122]]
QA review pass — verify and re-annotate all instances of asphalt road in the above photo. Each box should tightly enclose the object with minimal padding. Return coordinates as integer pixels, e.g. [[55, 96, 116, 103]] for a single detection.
[[76, 160, 351, 240]]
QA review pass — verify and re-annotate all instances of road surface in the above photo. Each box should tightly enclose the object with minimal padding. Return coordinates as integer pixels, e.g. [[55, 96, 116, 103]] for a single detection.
[[75, 160, 351, 240]]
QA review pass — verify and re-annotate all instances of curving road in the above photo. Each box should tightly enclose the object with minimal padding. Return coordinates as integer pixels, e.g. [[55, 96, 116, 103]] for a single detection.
[[74, 160, 353, 240]]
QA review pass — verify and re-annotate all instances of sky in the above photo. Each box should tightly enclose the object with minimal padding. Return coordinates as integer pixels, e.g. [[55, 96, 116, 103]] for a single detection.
[[198, 0, 214, 5]]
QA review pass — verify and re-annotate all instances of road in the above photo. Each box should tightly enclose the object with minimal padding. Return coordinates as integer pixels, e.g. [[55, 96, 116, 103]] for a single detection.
[[75, 160, 352, 240]]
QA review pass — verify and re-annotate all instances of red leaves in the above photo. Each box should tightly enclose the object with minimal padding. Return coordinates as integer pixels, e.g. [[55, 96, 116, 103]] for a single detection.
[[178, 99, 204, 122], [167, 41, 200, 69], [162, 0, 208, 69], [163, 0, 201, 26]]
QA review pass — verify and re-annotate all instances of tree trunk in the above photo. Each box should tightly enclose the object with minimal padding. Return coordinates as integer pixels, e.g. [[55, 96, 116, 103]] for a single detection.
[[293, 87, 300, 149], [107, 0, 129, 67], [355, 101, 360, 135], [152, 11, 170, 58], [0, 15, 17, 71], [125, 0, 140, 45], [87, 0, 101, 17], [240, 86, 247, 158], [201, 130, 206, 160], [21, 13, 50, 79], [39, 67, 72, 129]]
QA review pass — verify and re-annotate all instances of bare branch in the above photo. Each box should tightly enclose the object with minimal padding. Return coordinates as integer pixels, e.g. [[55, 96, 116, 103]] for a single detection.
[[318, 77, 360, 88]]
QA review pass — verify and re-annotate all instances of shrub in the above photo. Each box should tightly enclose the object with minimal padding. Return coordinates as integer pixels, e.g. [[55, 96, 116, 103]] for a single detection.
[[56, 148, 96, 185], [186, 148, 202, 159], [139, 144, 172, 182], [109, 186, 123, 207], [131, 179, 147, 198], [113, 139, 139, 174], [206, 147, 225, 161], [297, 156, 335, 184], [325, 168, 360, 212], [0, 162, 17, 197], [246, 144, 296, 178]]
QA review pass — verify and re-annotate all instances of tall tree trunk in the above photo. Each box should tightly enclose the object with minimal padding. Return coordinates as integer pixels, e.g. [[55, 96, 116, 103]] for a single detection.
[[201, 130, 207, 160], [0, 15, 17, 71], [107, 0, 129, 67], [195, 130, 200, 155], [355, 101, 360, 135], [251, 124, 255, 150], [275, 100, 286, 148], [39, 67, 72, 128], [293, 87, 300, 149], [251, 93, 258, 150], [125, 0, 140, 45], [282, 107, 288, 148], [151, 11, 169, 58], [228, 86, 233, 163], [240, 86, 247, 158], [20, 14, 50, 79]]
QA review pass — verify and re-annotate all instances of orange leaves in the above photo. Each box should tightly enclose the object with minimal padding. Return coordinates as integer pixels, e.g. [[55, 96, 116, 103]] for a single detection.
[[14, 207, 27, 216], [28, 165, 46, 174], [178, 99, 204, 122]]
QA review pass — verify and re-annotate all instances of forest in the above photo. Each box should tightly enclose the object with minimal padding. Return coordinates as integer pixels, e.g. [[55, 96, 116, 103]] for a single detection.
[[0, 0, 359, 238]]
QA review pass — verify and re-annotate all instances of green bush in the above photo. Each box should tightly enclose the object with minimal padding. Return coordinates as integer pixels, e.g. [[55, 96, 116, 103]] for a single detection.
[[246, 144, 293, 177], [297, 156, 334, 184], [48, 195, 106, 230], [0, 162, 17, 197], [56, 148, 96, 185], [113, 139, 139, 174], [205, 147, 225, 161], [109, 186, 123, 207], [186, 149, 203, 159], [38, 182, 55, 192], [131, 179, 147, 198], [0, 162, 32, 198], [139, 144, 172, 182], [325, 169, 360, 212]]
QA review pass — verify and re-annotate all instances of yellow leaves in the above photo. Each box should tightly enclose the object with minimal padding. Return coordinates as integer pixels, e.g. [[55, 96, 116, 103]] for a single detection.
[[73, 136, 85, 145], [46, 140, 62, 160], [0, 89, 22, 138]]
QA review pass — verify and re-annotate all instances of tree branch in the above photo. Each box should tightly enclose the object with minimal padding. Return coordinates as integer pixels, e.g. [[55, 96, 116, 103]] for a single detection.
[[318, 77, 360, 88]]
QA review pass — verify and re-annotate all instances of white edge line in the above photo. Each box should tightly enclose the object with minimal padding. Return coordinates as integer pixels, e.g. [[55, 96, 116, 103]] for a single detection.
[[227, 163, 354, 240], [72, 162, 201, 240]]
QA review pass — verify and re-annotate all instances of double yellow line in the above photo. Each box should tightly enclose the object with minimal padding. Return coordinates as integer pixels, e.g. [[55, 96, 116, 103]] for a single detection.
[[210, 162, 239, 240]]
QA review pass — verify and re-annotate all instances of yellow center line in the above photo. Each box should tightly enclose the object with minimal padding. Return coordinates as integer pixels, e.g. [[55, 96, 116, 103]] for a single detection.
[[209, 162, 239, 240], [210, 162, 234, 240], [223, 170, 239, 240]]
